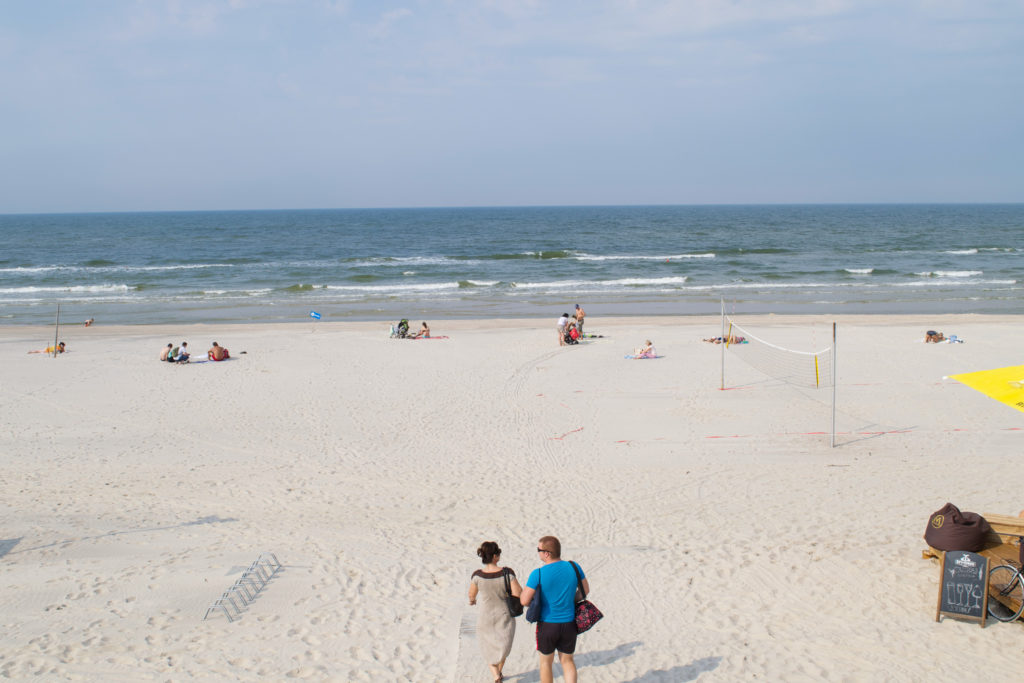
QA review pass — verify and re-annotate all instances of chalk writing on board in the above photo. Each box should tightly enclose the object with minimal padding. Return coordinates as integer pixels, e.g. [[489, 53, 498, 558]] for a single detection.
[[937, 550, 988, 624]]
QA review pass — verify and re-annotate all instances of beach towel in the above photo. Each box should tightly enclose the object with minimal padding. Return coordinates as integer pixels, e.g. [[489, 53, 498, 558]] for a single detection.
[[410, 335, 449, 340], [624, 354, 661, 360]]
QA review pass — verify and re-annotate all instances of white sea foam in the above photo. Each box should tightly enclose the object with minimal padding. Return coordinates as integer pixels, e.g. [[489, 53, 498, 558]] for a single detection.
[[944, 249, 978, 255], [511, 276, 688, 290], [896, 278, 1016, 288], [464, 280, 498, 286], [685, 282, 848, 291], [0, 284, 134, 294], [0, 263, 236, 274], [352, 256, 474, 267], [915, 270, 983, 278], [573, 253, 715, 261], [845, 268, 874, 274], [325, 282, 460, 293]]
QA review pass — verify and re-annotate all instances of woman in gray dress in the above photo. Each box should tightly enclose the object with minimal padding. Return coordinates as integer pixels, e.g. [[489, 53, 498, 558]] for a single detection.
[[468, 541, 521, 683]]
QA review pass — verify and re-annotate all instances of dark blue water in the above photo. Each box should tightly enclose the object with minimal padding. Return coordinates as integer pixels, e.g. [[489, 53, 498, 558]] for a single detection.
[[1, 204, 1021, 324]]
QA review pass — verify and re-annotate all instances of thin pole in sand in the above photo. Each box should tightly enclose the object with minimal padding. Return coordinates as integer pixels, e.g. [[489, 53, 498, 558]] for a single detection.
[[830, 322, 837, 448], [719, 297, 725, 390], [52, 303, 61, 358]]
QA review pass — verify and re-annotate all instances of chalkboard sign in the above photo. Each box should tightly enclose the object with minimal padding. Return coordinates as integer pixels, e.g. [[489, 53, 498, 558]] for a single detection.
[[935, 550, 988, 626]]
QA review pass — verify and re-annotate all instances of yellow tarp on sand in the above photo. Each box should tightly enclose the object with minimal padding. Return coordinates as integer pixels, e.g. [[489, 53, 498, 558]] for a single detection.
[[951, 364, 1024, 414]]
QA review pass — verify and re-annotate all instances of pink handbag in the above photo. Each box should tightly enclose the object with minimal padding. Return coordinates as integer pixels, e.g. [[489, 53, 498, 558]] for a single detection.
[[569, 561, 603, 633]]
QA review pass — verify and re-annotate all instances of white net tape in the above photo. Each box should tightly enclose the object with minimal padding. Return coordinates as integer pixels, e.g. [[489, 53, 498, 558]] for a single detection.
[[724, 317, 833, 388]]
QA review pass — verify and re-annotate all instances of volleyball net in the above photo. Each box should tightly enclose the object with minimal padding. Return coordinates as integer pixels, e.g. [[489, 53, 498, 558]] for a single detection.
[[723, 317, 833, 389], [719, 307, 837, 447]]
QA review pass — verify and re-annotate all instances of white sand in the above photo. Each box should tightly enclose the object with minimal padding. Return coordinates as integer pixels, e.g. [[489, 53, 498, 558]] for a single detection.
[[1, 315, 1023, 681]]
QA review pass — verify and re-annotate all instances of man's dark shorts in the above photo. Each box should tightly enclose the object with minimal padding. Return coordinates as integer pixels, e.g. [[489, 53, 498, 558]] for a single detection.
[[536, 621, 578, 654]]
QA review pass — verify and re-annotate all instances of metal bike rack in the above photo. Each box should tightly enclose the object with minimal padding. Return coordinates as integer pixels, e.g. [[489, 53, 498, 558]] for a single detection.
[[203, 552, 283, 622]]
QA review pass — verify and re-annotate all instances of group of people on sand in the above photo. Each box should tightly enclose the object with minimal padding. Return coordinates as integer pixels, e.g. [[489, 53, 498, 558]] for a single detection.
[[159, 341, 230, 363], [468, 535, 590, 683], [702, 334, 745, 344], [393, 319, 431, 339], [556, 304, 586, 346]]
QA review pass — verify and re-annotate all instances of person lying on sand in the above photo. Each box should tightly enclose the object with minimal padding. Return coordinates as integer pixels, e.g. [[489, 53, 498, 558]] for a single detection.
[[925, 330, 946, 343], [207, 342, 230, 361], [703, 335, 744, 344], [29, 341, 65, 354]]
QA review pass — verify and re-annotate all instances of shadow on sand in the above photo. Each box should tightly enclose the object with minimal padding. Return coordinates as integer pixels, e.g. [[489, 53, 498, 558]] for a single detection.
[[6, 514, 237, 556], [507, 641, 642, 682], [0, 538, 22, 559], [621, 656, 723, 682]]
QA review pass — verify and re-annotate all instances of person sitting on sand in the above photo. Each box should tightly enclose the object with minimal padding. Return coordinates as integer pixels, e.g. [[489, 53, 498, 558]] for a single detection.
[[160, 343, 174, 361], [208, 342, 230, 361], [29, 341, 65, 354], [633, 340, 655, 358], [410, 322, 430, 339], [84, 318, 94, 327], [175, 342, 190, 363], [925, 330, 946, 343]]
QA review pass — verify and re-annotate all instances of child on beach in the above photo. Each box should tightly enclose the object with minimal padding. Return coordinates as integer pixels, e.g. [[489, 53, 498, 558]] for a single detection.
[[632, 340, 655, 358]]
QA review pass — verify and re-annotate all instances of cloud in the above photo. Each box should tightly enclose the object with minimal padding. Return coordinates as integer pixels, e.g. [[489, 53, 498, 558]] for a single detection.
[[367, 8, 413, 40]]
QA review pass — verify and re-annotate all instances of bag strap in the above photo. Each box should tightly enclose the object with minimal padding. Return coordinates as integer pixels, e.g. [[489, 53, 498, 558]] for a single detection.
[[569, 561, 586, 601], [503, 567, 513, 595]]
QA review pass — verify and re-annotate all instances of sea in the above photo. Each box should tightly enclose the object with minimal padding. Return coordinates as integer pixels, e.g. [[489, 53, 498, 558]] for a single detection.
[[1, 204, 1022, 325]]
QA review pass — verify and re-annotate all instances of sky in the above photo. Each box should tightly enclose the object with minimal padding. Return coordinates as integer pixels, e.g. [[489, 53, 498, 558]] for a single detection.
[[1, 0, 1022, 212]]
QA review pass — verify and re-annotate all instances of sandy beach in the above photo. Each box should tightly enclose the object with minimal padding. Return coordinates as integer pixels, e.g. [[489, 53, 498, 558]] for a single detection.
[[2, 314, 1023, 681]]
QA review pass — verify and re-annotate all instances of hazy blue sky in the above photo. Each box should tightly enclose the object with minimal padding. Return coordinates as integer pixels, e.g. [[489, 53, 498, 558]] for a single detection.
[[2, 1, 1022, 212]]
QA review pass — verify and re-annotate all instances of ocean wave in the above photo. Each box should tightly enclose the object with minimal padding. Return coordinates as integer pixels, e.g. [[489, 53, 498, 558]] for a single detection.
[[457, 280, 499, 288], [0, 263, 237, 274], [478, 250, 577, 261], [915, 270, 983, 278], [348, 256, 484, 268], [0, 284, 134, 294], [896, 278, 1016, 288], [511, 276, 688, 290], [844, 268, 874, 275], [572, 253, 715, 261], [944, 249, 978, 255], [685, 282, 846, 291], [324, 282, 461, 293]]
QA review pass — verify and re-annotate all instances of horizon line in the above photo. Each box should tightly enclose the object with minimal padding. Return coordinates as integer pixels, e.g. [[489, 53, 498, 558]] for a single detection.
[[3, 200, 1023, 217]]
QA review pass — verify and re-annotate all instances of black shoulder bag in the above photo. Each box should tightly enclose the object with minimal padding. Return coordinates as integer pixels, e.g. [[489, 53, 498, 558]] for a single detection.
[[570, 561, 603, 633], [503, 568, 523, 618], [525, 570, 542, 623]]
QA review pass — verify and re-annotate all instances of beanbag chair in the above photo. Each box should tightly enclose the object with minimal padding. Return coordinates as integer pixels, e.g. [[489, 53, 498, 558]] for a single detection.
[[924, 502, 992, 552]]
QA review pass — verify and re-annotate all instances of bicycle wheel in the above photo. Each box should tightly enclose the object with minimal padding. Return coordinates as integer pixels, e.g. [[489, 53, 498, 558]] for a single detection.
[[987, 565, 1024, 622]]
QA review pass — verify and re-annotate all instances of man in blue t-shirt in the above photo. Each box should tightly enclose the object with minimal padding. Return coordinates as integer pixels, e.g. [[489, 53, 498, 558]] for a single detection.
[[520, 536, 589, 683]]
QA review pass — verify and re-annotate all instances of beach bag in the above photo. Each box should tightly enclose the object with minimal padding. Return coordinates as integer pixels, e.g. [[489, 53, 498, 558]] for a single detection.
[[503, 568, 523, 618], [924, 502, 992, 552], [525, 573, 542, 623], [569, 561, 603, 633]]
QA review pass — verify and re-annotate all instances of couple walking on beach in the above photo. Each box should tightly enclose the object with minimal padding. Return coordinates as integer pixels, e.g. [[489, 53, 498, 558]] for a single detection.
[[469, 536, 590, 683]]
